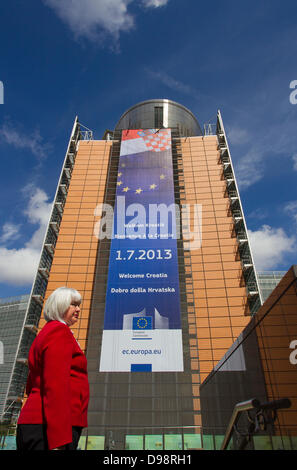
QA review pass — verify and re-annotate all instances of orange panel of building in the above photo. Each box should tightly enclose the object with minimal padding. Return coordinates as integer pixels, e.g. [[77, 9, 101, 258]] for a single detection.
[[181, 135, 250, 383]]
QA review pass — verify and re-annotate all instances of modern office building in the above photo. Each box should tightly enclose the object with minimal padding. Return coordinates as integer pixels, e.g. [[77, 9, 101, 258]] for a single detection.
[[257, 271, 286, 302], [0, 295, 29, 423], [3, 99, 263, 449]]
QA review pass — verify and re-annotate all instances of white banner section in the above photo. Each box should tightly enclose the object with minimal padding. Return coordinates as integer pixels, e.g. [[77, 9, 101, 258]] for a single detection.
[[99, 329, 184, 372]]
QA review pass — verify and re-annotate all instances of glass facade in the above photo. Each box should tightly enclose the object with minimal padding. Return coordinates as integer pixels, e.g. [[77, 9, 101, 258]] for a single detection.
[[257, 271, 286, 302], [0, 295, 29, 421], [200, 265, 297, 450]]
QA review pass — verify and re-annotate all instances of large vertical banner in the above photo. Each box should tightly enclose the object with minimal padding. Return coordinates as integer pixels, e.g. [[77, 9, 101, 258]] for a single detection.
[[99, 129, 183, 372]]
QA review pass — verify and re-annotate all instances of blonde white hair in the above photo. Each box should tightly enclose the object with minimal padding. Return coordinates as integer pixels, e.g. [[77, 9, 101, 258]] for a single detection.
[[43, 287, 81, 323]]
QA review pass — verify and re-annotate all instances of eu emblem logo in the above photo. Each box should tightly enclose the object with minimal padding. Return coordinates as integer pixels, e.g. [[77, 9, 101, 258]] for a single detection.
[[133, 317, 153, 330]]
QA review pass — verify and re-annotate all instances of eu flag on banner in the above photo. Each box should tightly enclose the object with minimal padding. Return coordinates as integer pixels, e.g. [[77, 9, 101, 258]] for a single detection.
[[133, 317, 153, 330]]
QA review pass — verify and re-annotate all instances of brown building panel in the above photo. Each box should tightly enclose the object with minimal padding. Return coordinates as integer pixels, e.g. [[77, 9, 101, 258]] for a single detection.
[[255, 267, 297, 434], [200, 265, 297, 448]]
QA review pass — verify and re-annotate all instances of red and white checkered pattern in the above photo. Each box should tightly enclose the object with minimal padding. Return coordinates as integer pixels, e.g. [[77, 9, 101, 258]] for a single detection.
[[142, 130, 171, 152]]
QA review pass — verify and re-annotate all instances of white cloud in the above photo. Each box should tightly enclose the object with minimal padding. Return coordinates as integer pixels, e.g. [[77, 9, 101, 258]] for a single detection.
[[23, 185, 53, 250], [246, 207, 268, 221], [44, 0, 134, 41], [142, 0, 168, 7], [23, 185, 53, 231], [0, 223, 21, 244], [227, 101, 297, 191], [248, 224, 296, 270], [234, 148, 266, 190], [0, 247, 41, 286], [146, 68, 200, 98], [226, 126, 249, 146], [43, 0, 170, 44], [284, 200, 297, 224], [0, 186, 53, 285], [0, 122, 49, 160]]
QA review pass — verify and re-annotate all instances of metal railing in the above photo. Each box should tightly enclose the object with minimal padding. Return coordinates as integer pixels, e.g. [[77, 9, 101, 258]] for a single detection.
[[221, 398, 292, 450]]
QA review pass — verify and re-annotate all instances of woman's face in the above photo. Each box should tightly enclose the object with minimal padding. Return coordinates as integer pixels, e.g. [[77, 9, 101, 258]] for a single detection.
[[64, 300, 81, 326]]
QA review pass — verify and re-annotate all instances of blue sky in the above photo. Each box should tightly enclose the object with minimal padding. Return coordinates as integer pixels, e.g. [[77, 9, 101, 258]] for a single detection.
[[0, 0, 297, 298]]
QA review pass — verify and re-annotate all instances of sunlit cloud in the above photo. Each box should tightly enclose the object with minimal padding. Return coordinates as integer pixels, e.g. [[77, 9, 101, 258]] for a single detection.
[[248, 224, 296, 270], [43, 0, 171, 46], [0, 223, 21, 244], [0, 186, 53, 285], [145, 68, 201, 99], [0, 121, 50, 161], [284, 200, 297, 224]]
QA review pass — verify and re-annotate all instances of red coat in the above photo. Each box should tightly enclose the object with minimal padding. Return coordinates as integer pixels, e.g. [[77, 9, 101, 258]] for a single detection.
[[18, 320, 89, 450]]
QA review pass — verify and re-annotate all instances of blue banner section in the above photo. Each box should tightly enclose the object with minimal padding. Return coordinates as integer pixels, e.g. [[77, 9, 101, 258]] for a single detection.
[[131, 364, 152, 372], [99, 129, 183, 372]]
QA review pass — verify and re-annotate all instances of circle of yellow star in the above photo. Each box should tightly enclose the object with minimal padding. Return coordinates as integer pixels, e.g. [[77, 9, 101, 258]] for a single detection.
[[137, 318, 148, 329]]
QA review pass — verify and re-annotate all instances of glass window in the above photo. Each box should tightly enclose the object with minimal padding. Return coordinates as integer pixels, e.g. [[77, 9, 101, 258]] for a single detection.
[[183, 433, 202, 450], [154, 107, 163, 128], [125, 435, 144, 450], [271, 436, 292, 450], [86, 436, 105, 450], [214, 435, 224, 449], [164, 434, 182, 450], [145, 434, 163, 450], [253, 436, 273, 450], [77, 436, 87, 450], [202, 434, 215, 450], [1, 436, 17, 450]]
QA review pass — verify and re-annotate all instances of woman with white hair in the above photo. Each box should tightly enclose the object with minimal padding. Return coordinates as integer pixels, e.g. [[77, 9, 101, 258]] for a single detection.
[[16, 287, 89, 451]]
